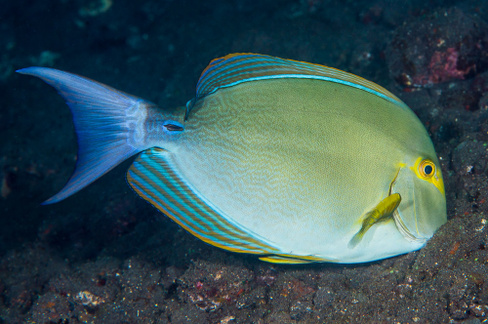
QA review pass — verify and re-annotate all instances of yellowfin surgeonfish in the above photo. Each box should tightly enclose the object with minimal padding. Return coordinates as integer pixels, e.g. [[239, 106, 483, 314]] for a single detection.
[[17, 53, 447, 264]]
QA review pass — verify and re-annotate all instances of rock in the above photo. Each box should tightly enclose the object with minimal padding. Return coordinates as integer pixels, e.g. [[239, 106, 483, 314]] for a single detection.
[[386, 8, 488, 89]]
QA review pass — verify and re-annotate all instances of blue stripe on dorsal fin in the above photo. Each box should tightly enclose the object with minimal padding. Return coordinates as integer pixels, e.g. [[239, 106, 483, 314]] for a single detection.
[[127, 148, 283, 256], [190, 53, 407, 111]]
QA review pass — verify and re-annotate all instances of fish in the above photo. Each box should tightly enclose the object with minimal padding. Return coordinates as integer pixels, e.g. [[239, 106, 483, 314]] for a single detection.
[[17, 53, 447, 264]]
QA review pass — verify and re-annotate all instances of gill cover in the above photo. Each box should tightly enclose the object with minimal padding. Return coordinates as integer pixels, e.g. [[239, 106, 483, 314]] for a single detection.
[[393, 159, 446, 242]]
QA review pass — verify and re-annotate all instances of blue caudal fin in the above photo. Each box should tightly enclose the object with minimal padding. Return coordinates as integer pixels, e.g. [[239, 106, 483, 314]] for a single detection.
[[17, 67, 153, 204]]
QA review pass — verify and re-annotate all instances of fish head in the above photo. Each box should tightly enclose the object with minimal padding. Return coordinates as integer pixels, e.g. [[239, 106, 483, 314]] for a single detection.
[[392, 156, 447, 243]]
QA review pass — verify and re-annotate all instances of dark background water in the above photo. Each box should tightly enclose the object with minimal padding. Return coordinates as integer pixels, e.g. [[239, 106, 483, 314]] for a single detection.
[[1, 0, 488, 322]]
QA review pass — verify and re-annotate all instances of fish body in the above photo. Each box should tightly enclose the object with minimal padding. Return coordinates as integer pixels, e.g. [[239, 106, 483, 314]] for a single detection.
[[18, 53, 447, 264]]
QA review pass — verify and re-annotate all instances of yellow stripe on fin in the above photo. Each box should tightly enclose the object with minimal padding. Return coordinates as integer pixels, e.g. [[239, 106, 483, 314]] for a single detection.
[[259, 254, 336, 264], [259, 256, 314, 264]]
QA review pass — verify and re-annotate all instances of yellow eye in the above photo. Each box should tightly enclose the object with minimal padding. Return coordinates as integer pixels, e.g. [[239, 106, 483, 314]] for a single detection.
[[419, 159, 435, 178]]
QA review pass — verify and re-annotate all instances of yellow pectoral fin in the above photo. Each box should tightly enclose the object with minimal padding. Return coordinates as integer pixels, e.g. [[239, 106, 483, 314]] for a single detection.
[[348, 193, 402, 248]]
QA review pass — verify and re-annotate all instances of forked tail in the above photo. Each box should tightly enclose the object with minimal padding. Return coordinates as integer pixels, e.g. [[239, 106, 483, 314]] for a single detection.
[[17, 67, 156, 204]]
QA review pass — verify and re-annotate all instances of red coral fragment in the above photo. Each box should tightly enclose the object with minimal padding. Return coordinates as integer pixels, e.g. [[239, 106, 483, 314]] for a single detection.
[[413, 47, 474, 86], [429, 47, 472, 83]]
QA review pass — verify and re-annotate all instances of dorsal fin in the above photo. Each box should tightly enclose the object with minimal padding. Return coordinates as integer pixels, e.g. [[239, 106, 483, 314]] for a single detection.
[[192, 53, 406, 108]]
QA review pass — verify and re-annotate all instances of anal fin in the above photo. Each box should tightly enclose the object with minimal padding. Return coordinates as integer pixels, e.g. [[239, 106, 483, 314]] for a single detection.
[[259, 256, 314, 264], [259, 254, 335, 264], [127, 148, 282, 256]]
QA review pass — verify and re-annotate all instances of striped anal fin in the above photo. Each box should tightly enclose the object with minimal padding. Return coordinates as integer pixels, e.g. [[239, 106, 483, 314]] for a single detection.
[[127, 148, 283, 256], [259, 254, 336, 264]]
